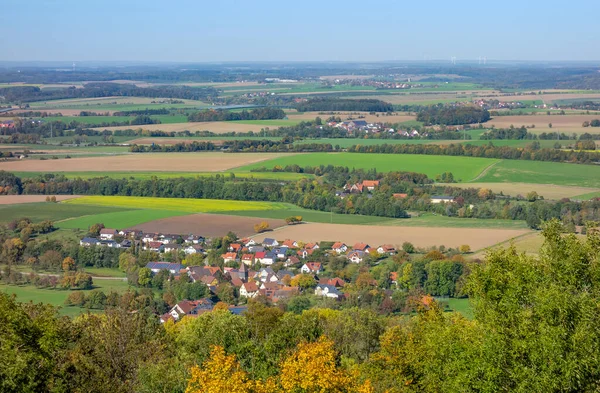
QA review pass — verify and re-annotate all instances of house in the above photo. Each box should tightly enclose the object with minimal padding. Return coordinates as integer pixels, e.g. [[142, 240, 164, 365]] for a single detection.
[[347, 250, 365, 264], [272, 246, 289, 259], [142, 233, 157, 243], [301, 262, 322, 274], [282, 239, 298, 248], [99, 228, 118, 240], [228, 243, 242, 253], [258, 252, 275, 265], [353, 243, 371, 252], [431, 196, 455, 204], [164, 244, 181, 253], [183, 244, 203, 255], [304, 243, 319, 250], [285, 256, 301, 267], [390, 272, 398, 285], [242, 238, 256, 247], [315, 284, 342, 299], [146, 241, 164, 252], [221, 252, 238, 263], [200, 275, 218, 286], [256, 267, 276, 281], [248, 245, 265, 253], [167, 299, 214, 321], [186, 234, 204, 244], [362, 180, 380, 191], [332, 242, 348, 254], [146, 262, 184, 275], [262, 238, 279, 247], [101, 240, 120, 248], [320, 277, 345, 288], [241, 254, 254, 266], [240, 282, 259, 298], [80, 237, 100, 247], [393, 193, 408, 199], [276, 270, 295, 281], [120, 239, 132, 248], [377, 245, 396, 255]]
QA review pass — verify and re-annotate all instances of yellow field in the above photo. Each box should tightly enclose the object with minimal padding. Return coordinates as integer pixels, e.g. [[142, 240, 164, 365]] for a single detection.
[[487, 114, 600, 134], [62, 195, 288, 212]]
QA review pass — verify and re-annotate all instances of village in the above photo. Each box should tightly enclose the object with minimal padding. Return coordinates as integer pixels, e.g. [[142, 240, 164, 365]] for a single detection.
[[79, 227, 406, 323]]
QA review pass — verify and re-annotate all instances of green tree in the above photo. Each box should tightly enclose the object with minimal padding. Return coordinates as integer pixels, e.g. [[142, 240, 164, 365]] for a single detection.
[[137, 267, 152, 287]]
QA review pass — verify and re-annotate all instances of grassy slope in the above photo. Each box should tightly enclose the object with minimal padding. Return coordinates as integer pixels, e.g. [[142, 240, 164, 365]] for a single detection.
[[236, 152, 498, 182]]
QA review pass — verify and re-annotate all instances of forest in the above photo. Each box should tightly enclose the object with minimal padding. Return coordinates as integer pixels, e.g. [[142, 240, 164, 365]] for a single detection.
[[187, 107, 286, 122], [416, 105, 491, 125], [3, 221, 600, 392], [296, 98, 394, 112]]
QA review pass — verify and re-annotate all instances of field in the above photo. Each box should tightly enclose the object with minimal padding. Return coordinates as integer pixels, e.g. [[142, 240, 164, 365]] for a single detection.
[[262, 222, 529, 252], [0, 280, 133, 317], [0, 152, 290, 172], [0, 203, 131, 224], [0, 195, 80, 205], [130, 213, 286, 238], [238, 152, 499, 182], [486, 114, 600, 135], [62, 195, 289, 212], [448, 182, 600, 200], [12, 170, 309, 181], [58, 209, 193, 230], [476, 160, 600, 188], [382, 214, 529, 229], [91, 121, 279, 134]]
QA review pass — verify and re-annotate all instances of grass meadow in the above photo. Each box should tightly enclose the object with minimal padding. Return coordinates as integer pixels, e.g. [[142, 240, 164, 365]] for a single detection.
[[236, 152, 499, 182]]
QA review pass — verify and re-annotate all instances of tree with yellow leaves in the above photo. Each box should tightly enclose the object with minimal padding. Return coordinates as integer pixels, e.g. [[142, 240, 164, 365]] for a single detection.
[[186, 346, 253, 393]]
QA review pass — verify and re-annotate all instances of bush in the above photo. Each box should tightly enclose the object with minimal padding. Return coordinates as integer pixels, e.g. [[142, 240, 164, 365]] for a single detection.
[[402, 242, 415, 254]]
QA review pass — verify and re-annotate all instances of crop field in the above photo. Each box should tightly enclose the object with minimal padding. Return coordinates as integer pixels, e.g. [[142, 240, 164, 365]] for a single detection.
[[0, 195, 80, 205], [12, 170, 309, 181], [0, 203, 130, 224], [289, 112, 417, 124], [486, 114, 600, 134], [237, 152, 499, 182], [57, 209, 193, 230], [215, 208, 396, 225], [130, 213, 286, 238], [382, 214, 529, 229], [0, 152, 290, 172], [91, 121, 273, 133], [53, 115, 189, 125], [28, 96, 207, 112], [475, 160, 600, 188], [451, 182, 600, 200], [62, 195, 289, 213], [262, 222, 529, 252]]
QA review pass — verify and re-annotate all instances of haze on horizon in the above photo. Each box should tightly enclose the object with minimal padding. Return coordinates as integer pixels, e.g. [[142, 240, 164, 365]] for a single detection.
[[3, 0, 599, 63]]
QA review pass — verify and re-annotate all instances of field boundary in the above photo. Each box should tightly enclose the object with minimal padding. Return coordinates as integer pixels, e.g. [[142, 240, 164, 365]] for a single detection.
[[469, 160, 502, 182]]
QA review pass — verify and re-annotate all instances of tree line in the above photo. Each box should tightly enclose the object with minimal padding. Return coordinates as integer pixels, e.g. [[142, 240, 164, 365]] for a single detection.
[[416, 104, 491, 125], [295, 98, 394, 112], [187, 107, 286, 122]]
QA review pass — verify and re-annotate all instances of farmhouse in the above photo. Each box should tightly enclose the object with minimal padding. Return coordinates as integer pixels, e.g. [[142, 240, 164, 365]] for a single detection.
[[332, 242, 348, 254], [377, 244, 396, 255], [99, 228, 118, 240]]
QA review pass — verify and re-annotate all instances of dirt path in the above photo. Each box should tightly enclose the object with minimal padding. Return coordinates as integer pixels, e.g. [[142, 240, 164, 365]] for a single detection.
[[469, 160, 501, 182]]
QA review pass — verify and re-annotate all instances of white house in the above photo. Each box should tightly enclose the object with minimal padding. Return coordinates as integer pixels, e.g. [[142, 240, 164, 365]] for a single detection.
[[99, 228, 118, 240], [300, 262, 322, 274], [240, 282, 259, 298], [315, 284, 342, 299], [332, 242, 348, 254]]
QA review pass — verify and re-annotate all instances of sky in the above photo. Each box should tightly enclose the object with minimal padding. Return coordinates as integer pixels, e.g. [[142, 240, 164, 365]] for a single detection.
[[3, 0, 600, 62]]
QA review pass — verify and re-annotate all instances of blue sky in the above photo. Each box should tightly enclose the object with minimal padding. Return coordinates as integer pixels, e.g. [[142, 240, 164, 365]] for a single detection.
[[3, 0, 599, 62]]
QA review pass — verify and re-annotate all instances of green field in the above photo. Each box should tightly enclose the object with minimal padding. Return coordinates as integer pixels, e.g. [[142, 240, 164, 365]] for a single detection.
[[231, 119, 303, 127], [237, 152, 499, 182], [0, 280, 133, 317], [50, 115, 190, 125], [476, 160, 600, 188]]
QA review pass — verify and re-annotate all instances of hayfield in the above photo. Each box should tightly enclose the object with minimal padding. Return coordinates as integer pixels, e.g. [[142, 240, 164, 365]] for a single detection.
[[449, 182, 600, 200], [262, 222, 529, 251], [0, 195, 81, 205], [237, 152, 499, 182], [0, 152, 289, 172], [62, 195, 289, 213], [130, 213, 286, 238]]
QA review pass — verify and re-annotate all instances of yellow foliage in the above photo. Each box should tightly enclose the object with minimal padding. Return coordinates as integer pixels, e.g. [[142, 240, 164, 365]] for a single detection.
[[186, 346, 252, 393]]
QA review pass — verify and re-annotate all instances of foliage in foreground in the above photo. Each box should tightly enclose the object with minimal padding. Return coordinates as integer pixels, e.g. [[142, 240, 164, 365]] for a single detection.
[[2, 220, 600, 392]]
